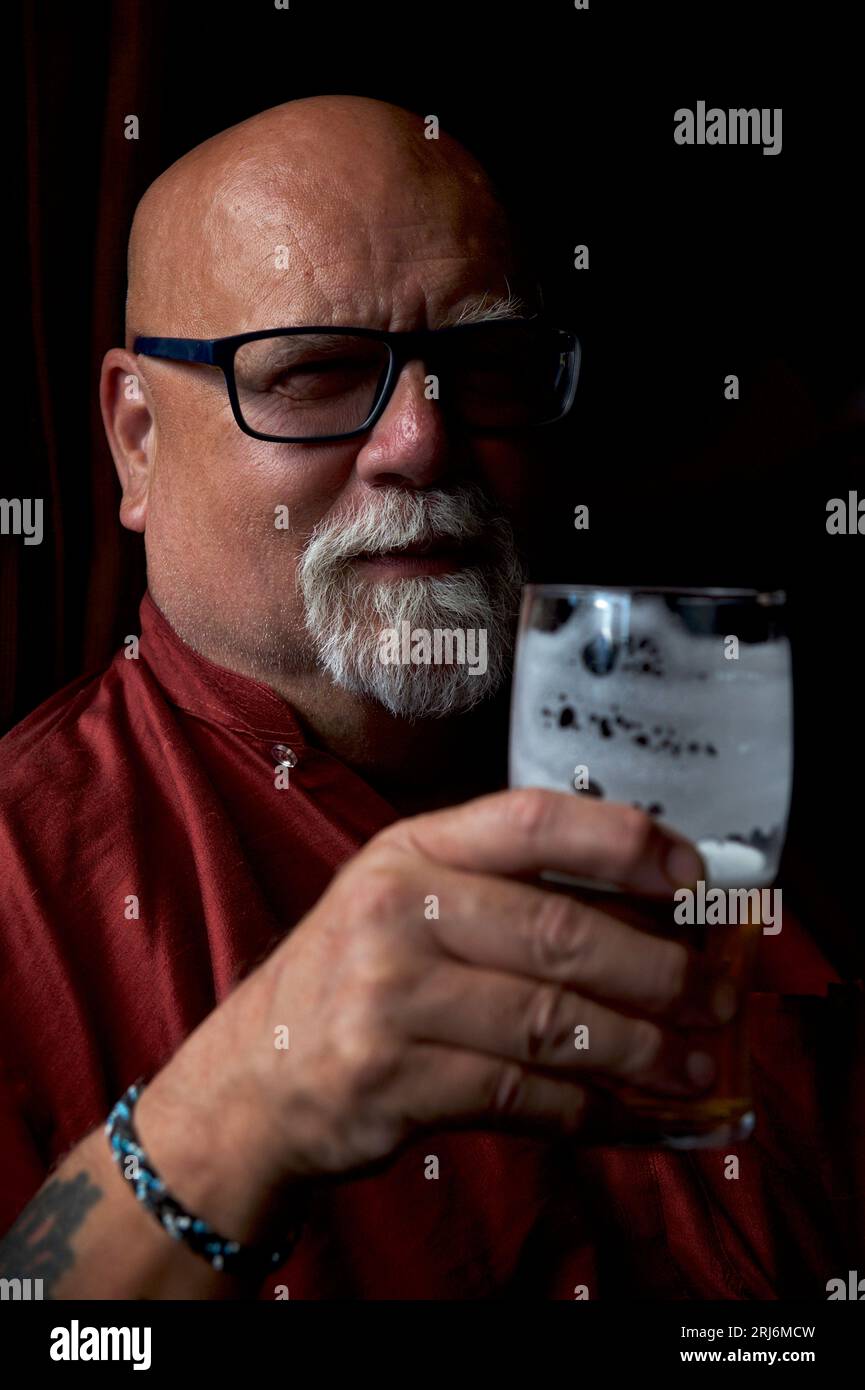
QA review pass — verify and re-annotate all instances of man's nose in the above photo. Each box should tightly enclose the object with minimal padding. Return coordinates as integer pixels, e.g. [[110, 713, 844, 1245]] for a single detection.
[[353, 359, 452, 488]]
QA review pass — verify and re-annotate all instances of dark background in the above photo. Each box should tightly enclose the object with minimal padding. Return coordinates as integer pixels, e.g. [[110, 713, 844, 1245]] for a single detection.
[[6, 0, 863, 973]]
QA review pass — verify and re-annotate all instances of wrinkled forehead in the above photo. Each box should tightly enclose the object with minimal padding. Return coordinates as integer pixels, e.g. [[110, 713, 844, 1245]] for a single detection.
[[130, 150, 528, 342]]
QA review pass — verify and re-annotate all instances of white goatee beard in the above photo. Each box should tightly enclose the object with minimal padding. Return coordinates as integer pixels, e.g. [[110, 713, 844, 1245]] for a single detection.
[[297, 484, 528, 720]]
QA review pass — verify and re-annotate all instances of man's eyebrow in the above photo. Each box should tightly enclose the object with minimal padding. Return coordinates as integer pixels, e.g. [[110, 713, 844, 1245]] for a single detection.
[[437, 292, 533, 328]]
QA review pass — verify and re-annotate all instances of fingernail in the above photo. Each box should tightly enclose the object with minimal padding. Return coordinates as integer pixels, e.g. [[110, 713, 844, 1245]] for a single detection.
[[711, 979, 738, 1024], [686, 1050, 716, 1088], [666, 842, 704, 890]]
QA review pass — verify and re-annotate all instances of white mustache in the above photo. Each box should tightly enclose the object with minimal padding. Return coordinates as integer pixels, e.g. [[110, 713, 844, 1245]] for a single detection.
[[299, 484, 495, 570]]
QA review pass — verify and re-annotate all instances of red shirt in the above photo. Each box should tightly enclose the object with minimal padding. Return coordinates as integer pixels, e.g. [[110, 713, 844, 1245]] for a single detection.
[[0, 590, 861, 1298]]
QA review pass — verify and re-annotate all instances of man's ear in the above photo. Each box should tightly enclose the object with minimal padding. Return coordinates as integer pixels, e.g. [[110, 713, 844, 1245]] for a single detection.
[[100, 349, 155, 534]]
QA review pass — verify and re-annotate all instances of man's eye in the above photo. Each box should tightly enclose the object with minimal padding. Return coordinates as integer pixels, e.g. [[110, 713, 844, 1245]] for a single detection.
[[270, 357, 373, 385], [292, 357, 362, 374], [463, 360, 524, 384], [264, 359, 377, 401]]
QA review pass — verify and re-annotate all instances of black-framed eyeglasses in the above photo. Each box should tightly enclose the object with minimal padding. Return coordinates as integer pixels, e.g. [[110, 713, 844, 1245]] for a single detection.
[[132, 319, 581, 443]]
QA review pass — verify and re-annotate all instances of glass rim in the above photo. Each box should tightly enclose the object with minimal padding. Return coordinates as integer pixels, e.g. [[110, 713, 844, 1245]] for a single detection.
[[522, 584, 786, 604]]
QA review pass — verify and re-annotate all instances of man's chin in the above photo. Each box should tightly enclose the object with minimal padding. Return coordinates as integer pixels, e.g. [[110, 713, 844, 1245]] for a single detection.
[[355, 674, 502, 722], [325, 639, 503, 721], [302, 560, 523, 718]]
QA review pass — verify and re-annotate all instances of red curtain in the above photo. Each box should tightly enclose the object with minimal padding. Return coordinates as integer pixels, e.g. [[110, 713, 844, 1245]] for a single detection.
[[6, 1, 159, 729]]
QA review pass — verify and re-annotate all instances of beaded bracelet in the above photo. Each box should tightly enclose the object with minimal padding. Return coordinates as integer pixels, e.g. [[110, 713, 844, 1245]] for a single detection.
[[105, 1078, 305, 1282]]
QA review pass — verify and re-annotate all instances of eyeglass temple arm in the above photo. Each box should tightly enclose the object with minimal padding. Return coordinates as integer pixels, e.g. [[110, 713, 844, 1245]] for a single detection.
[[133, 337, 217, 365]]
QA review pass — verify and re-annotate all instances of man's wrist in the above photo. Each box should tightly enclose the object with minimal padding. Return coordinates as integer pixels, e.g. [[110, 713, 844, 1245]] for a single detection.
[[132, 1068, 296, 1249]]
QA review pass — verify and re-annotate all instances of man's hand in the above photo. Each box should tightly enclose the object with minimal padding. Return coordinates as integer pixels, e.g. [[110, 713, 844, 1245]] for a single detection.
[[140, 789, 731, 1230], [7, 788, 734, 1297]]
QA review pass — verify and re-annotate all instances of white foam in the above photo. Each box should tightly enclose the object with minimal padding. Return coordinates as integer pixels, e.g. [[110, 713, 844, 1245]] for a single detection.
[[695, 839, 771, 889]]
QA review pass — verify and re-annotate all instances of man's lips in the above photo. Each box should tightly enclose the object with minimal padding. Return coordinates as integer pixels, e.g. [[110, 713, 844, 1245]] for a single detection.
[[350, 538, 478, 574]]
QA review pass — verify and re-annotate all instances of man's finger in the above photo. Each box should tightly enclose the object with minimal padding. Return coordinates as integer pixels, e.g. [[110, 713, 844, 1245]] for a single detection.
[[381, 787, 704, 898], [409, 961, 717, 1096], [414, 861, 731, 1027], [399, 1042, 705, 1143]]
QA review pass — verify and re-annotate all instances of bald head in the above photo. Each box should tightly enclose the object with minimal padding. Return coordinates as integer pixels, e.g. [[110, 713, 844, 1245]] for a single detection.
[[126, 95, 529, 344]]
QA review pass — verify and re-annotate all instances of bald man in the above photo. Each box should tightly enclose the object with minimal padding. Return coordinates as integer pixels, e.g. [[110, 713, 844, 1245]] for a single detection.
[[0, 97, 855, 1301]]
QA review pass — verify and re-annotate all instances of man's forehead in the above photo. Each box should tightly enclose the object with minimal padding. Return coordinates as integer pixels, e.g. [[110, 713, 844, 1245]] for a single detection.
[[128, 104, 527, 339], [203, 177, 523, 336]]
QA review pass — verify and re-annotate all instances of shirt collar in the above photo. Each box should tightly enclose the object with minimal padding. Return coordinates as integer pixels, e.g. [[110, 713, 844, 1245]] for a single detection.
[[138, 589, 308, 744]]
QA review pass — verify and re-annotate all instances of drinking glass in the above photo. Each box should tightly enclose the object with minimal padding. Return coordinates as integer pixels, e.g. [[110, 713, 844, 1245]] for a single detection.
[[509, 584, 793, 1146]]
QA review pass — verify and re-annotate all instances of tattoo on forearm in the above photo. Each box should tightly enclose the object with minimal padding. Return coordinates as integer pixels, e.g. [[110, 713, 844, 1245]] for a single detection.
[[0, 1171, 103, 1298]]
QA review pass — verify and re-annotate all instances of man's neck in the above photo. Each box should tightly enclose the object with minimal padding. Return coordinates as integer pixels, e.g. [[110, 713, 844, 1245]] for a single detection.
[[270, 672, 511, 816]]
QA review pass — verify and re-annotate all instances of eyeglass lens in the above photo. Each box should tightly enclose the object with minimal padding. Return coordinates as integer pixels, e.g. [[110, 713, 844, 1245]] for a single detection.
[[232, 323, 573, 439]]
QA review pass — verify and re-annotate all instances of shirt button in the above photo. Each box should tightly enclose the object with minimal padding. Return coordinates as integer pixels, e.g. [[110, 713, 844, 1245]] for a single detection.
[[271, 744, 298, 768]]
